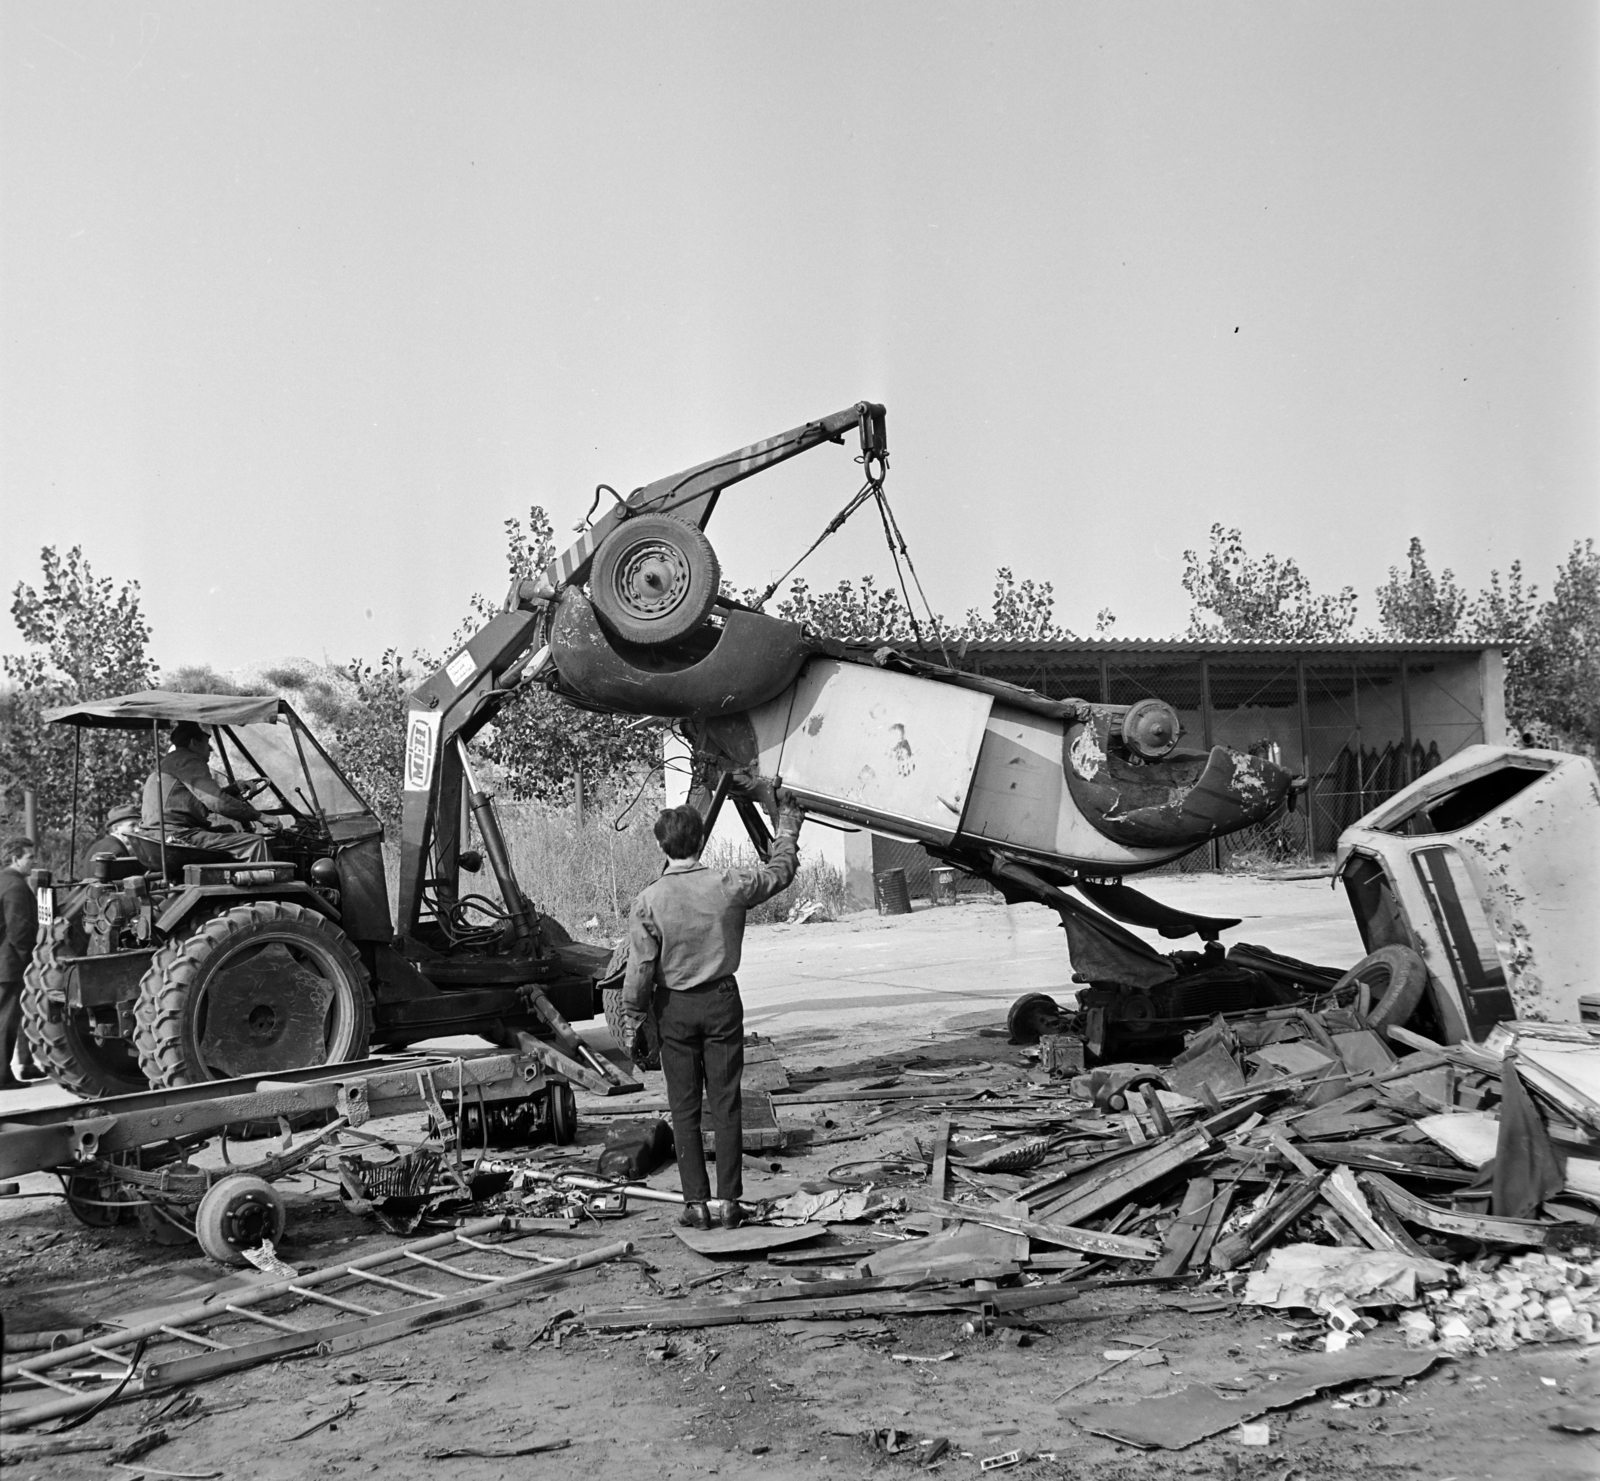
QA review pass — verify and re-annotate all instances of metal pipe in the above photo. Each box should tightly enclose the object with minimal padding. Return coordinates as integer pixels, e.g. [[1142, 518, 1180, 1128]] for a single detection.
[[69, 729, 80, 878], [151, 721, 167, 883], [453, 739, 536, 945]]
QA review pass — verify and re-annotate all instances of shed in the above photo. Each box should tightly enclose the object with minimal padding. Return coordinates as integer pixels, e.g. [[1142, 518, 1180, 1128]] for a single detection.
[[846, 639, 1507, 905]]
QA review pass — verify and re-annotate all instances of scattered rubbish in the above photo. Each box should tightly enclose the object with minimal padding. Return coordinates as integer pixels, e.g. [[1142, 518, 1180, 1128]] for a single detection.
[[980, 1450, 1023, 1471], [240, 1239, 298, 1280], [1061, 1350, 1443, 1449], [1244, 1245, 1453, 1312], [424, 1438, 572, 1457], [673, 1223, 829, 1257], [598, 1119, 676, 1180], [891, 1350, 956, 1363], [2, 1219, 633, 1430], [1235, 1421, 1271, 1445]]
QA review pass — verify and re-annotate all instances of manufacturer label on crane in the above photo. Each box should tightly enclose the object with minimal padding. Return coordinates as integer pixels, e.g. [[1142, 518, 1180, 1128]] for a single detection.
[[445, 649, 476, 689], [404, 712, 442, 792]]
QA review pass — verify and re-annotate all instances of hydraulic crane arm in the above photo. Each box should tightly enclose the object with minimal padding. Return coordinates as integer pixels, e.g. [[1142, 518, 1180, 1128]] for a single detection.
[[395, 401, 886, 945], [520, 401, 887, 601]]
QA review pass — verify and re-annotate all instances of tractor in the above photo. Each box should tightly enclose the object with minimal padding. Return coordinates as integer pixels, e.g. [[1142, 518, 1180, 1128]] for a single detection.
[[24, 692, 617, 1129]]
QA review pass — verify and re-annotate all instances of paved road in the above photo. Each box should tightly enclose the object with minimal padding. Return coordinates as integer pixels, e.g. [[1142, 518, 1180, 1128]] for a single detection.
[[732, 873, 1364, 1046], [0, 875, 1364, 1123]]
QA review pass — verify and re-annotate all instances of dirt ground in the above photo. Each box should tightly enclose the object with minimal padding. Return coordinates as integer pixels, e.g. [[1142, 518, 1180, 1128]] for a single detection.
[[3, 889, 1598, 1479]]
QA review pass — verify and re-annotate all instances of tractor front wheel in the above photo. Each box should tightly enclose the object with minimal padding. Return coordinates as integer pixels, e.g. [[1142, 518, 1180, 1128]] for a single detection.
[[133, 901, 371, 1089], [22, 920, 147, 1098]]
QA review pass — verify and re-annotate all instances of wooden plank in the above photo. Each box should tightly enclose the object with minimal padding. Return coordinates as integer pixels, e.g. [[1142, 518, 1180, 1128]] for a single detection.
[[1210, 1173, 1326, 1272], [1036, 1126, 1214, 1226], [770, 1086, 984, 1105], [913, 1196, 1160, 1261], [930, 1117, 952, 1202], [1150, 1178, 1214, 1278], [1273, 1131, 1394, 1252], [1140, 1084, 1174, 1137], [583, 1288, 989, 1332], [1319, 1165, 1399, 1252], [1361, 1172, 1551, 1248], [1188, 1182, 1235, 1269]]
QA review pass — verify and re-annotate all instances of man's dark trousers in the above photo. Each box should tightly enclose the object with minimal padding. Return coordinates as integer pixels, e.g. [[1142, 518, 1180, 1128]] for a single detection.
[[655, 976, 744, 1203]]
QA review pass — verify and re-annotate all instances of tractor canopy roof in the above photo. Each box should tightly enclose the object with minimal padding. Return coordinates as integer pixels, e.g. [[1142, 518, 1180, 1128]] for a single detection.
[[43, 691, 287, 729], [45, 690, 374, 824]]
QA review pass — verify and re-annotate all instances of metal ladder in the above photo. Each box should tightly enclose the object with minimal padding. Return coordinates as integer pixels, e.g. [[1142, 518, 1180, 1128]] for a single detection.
[[1, 1216, 630, 1430]]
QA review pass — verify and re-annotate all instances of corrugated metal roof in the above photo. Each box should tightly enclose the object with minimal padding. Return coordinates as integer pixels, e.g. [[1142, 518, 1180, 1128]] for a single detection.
[[900, 638, 1499, 657]]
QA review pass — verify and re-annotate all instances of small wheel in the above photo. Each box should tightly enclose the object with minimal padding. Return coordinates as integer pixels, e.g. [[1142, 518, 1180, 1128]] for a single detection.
[[60, 1171, 136, 1228], [589, 514, 720, 646], [1333, 945, 1428, 1031], [549, 1082, 577, 1145], [195, 1174, 287, 1265], [1006, 992, 1062, 1045]]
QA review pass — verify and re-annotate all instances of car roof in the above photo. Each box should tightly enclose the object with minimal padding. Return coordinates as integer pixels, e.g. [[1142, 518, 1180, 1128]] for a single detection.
[[42, 690, 291, 730]]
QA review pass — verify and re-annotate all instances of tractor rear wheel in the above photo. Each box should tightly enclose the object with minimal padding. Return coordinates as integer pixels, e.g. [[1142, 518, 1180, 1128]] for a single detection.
[[21, 920, 147, 1098], [133, 901, 371, 1089]]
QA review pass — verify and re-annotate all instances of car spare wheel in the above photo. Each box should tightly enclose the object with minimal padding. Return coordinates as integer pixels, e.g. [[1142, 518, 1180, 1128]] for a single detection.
[[22, 919, 148, 1097], [1332, 945, 1429, 1032], [589, 514, 721, 646], [132, 901, 372, 1089]]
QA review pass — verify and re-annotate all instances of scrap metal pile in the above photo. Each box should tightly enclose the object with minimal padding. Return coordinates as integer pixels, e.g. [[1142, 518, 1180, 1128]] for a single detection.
[[557, 1007, 1600, 1448]]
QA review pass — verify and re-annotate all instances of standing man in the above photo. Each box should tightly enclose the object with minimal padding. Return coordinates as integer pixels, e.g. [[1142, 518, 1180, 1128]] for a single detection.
[[0, 836, 42, 1088], [143, 722, 271, 862], [622, 794, 804, 1230]]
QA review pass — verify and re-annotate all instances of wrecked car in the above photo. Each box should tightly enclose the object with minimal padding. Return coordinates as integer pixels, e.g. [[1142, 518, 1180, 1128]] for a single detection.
[[411, 402, 1304, 1053], [1335, 743, 1600, 1043]]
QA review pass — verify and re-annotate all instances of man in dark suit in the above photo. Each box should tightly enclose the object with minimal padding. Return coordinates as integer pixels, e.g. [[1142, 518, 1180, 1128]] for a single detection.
[[0, 836, 41, 1087], [83, 803, 140, 872], [621, 797, 804, 1230]]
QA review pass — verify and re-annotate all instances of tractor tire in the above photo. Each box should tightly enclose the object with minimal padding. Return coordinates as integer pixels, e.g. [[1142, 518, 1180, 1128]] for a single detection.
[[590, 514, 720, 646], [21, 919, 147, 1098], [603, 986, 661, 1070], [1334, 945, 1429, 1032], [133, 901, 372, 1089]]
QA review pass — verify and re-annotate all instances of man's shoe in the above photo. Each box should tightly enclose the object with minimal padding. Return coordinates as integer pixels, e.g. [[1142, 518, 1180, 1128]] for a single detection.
[[678, 1202, 712, 1231], [713, 1200, 743, 1230]]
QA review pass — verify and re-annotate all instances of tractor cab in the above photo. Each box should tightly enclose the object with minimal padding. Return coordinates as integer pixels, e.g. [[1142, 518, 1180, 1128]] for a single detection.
[[26, 692, 388, 1098]]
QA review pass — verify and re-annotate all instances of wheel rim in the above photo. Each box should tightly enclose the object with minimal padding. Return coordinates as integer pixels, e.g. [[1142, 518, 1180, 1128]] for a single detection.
[[221, 1192, 278, 1249], [59, 1009, 145, 1088], [607, 536, 692, 622], [193, 931, 361, 1078]]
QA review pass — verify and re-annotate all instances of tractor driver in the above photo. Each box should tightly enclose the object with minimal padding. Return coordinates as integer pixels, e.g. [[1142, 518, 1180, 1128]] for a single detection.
[[141, 722, 273, 864]]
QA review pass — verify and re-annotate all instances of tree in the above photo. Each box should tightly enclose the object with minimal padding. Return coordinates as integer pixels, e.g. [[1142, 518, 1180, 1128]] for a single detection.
[[1182, 524, 1358, 641], [1, 547, 158, 860], [1470, 541, 1600, 752], [1375, 537, 1468, 640], [771, 574, 922, 643], [960, 568, 1071, 642], [328, 650, 412, 835]]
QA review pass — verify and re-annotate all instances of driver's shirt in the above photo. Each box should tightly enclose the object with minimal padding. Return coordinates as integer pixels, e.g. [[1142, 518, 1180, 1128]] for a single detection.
[[141, 750, 254, 830]]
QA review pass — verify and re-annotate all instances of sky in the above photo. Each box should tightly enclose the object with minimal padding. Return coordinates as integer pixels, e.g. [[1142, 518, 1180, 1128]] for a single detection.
[[2, 1, 1596, 677]]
